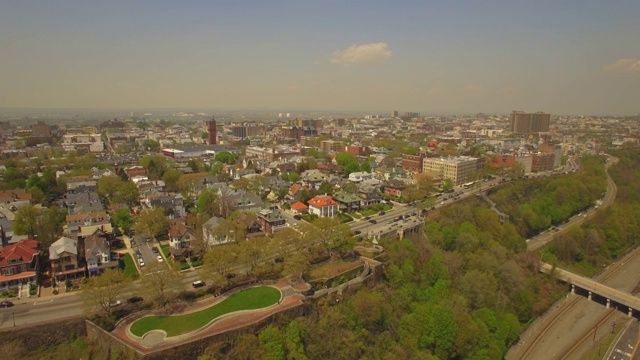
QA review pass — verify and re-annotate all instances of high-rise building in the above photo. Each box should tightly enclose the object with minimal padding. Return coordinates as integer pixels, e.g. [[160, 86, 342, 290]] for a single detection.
[[509, 111, 551, 134], [206, 118, 217, 145], [232, 126, 262, 139], [391, 110, 399, 118]]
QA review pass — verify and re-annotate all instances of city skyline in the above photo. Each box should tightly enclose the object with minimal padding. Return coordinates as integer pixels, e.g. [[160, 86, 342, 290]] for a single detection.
[[1, 1, 639, 115]]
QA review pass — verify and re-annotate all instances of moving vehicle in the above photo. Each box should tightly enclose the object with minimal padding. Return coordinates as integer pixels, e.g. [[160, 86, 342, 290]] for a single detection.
[[0, 301, 14, 308], [369, 219, 377, 224], [192, 280, 205, 288]]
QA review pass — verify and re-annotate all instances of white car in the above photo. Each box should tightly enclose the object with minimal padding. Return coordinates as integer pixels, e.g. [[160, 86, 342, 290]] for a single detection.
[[157, 255, 163, 262], [109, 300, 122, 307], [138, 257, 145, 267]]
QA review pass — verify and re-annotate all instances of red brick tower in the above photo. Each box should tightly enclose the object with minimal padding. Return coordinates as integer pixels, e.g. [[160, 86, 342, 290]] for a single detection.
[[206, 118, 217, 145]]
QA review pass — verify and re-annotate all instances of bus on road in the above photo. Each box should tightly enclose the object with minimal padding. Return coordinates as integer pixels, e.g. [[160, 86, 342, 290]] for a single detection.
[[463, 181, 475, 189]]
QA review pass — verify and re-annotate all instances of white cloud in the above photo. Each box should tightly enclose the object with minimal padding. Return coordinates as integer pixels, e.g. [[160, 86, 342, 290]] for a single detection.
[[330, 42, 391, 65], [603, 58, 640, 73]]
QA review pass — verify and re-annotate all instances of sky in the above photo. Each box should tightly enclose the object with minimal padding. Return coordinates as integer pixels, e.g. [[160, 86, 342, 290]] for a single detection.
[[1, 1, 639, 115]]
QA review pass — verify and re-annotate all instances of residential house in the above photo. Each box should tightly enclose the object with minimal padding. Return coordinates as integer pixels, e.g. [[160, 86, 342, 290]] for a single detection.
[[168, 218, 195, 250], [0, 239, 39, 291], [84, 232, 118, 275], [256, 209, 287, 234], [290, 201, 308, 214], [66, 211, 112, 238], [217, 186, 263, 212], [348, 171, 373, 183], [65, 191, 104, 215], [144, 193, 186, 218], [384, 180, 407, 198], [49, 237, 84, 280], [233, 213, 262, 237], [202, 216, 233, 246], [307, 195, 339, 217], [124, 166, 147, 179], [0, 189, 32, 206], [333, 192, 362, 213], [300, 169, 325, 190]]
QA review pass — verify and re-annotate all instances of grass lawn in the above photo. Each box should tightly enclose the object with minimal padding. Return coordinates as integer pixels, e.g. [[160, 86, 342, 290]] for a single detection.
[[160, 244, 171, 259], [349, 212, 362, 219], [338, 213, 353, 223], [129, 286, 281, 337], [191, 259, 204, 268], [179, 261, 190, 270], [359, 209, 376, 216], [120, 253, 139, 279]]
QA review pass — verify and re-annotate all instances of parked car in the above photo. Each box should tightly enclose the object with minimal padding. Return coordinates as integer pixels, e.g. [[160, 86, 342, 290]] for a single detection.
[[127, 296, 144, 304], [157, 255, 163, 262], [369, 219, 377, 224], [192, 280, 205, 288], [293, 215, 302, 220], [151, 247, 159, 254], [379, 211, 385, 215], [0, 301, 14, 308], [363, 216, 370, 220], [354, 230, 362, 235], [109, 300, 122, 307]]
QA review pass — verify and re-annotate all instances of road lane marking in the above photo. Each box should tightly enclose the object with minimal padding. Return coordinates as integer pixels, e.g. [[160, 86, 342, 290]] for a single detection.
[[33, 299, 53, 305]]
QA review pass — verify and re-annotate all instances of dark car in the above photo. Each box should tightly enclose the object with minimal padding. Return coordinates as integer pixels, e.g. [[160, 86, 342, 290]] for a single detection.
[[151, 247, 159, 254], [379, 211, 385, 215], [363, 216, 370, 220], [369, 219, 377, 224], [354, 230, 362, 235], [0, 301, 14, 308], [293, 215, 302, 220], [127, 296, 144, 304], [192, 280, 206, 288]]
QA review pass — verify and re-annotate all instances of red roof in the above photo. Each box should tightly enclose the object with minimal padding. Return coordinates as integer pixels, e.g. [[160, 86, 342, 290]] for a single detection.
[[308, 195, 337, 208], [291, 201, 308, 210], [0, 239, 39, 267]]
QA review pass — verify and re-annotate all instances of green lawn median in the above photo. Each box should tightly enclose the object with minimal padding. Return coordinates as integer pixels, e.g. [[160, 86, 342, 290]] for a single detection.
[[129, 286, 281, 337]]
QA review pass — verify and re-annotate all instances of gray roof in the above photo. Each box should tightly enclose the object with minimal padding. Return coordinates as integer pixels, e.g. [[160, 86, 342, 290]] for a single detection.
[[49, 237, 78, 260]]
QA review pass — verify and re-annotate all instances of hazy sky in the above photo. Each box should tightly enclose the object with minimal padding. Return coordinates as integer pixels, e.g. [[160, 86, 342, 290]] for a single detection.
[[1, 1, 639, 115]]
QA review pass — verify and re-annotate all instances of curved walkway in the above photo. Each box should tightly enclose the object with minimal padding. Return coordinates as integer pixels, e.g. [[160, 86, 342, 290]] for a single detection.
[[111, 280, 304, 352]]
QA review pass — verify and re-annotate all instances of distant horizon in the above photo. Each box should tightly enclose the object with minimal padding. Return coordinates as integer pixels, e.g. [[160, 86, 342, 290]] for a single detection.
[[0, 106, 637, 119]]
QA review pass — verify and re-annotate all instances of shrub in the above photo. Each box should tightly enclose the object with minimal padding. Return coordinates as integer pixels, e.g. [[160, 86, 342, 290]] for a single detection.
[[52, 289, 59, 295]]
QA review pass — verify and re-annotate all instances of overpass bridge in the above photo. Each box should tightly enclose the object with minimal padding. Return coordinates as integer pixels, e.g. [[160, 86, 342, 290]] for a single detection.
[[540, 262, 640, 317]]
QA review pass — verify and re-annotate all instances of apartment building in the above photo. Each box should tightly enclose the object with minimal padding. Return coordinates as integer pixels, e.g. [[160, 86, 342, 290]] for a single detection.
[[422, 156, 483, 185]]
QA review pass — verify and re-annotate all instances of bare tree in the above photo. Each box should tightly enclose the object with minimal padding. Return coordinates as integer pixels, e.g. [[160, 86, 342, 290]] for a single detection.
[[81, 269, 132, 317], [139, 262, 182, 308]]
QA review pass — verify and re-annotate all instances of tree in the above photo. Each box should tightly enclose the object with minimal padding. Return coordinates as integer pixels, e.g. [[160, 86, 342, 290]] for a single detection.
[[442, 178, 454, 192], [215, 151, 238, 165], [114, 181, 140, 206], [113, 208, 135, 232], [342, 182, 357, 194], [200, 243, 238, 287], [13, 205, 42, 239], [317, 181, 334, 196], [133, 208, 169, 240], [13, 205, 66, 246], [288, 173, 301, 183], [196, 188, 218, 216], [142, 139, 160, 152], [139, 262, 182, 308], [162, 169, 183, 193], [81, 269, 132, 317]]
